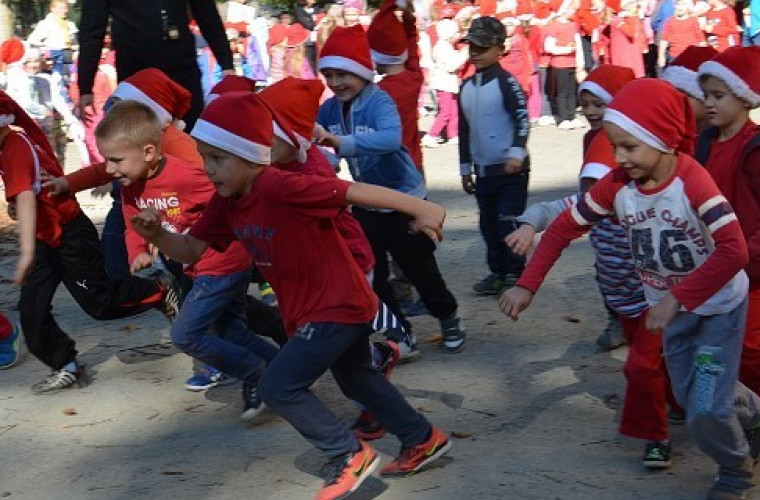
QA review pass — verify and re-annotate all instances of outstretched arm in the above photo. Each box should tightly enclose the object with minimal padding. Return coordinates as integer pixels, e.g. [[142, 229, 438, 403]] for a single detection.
[[131, 208, 208, 265]]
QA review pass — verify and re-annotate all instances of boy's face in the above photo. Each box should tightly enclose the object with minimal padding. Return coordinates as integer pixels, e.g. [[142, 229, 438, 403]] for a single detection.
[[686, 94, 707, 130], [51, 1, 68, 19], [604, 122, 666, 182], [700, 75, 750, 130], [321, 69, 367, 101], [674, 1, 690, 17], [468, 43, 502, 70], [579, 90, 607, 130], [98, 137, 156, 186], [197, 141, 256, 197]]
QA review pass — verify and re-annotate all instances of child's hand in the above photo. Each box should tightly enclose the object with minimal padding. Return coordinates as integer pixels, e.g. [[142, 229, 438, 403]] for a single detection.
[[91, 183, 113, 198], [317, 131, 341, 150], [14, 251, 34, 286], [409, 200, 446, 242], [505, 224, 536, 256], [498, 286, 534, 320], [41, 173, 70, 196], [131, 208, 164, 241], [461, 174, 475, 195], [645, 293, 680, 331], [130, 252, 155, 273], [505, 158, 523, 175]]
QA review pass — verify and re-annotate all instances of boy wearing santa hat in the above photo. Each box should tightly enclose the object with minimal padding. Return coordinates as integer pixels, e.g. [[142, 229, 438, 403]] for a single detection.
[[697, 46, 760, 407], [130, 91, 451, 500], [316, 25, 467, 353], [501, 78, 760, 499]]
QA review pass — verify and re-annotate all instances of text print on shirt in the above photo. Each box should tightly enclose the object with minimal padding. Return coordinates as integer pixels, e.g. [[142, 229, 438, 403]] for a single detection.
[[232, 224, 275, 268]]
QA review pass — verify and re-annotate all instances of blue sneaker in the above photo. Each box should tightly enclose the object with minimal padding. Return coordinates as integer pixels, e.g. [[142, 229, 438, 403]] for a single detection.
[[184, 365, 228, 391], [0, 321, 21, 370], [259, 282, 278, 307]]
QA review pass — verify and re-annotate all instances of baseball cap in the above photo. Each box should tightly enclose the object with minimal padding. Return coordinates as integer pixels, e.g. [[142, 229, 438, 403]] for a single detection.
[[463, 16, 506, 47]]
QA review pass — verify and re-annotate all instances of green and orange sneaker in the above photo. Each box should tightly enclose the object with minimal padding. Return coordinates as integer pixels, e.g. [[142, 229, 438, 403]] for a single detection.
[[315, 440, 379, 500], [380, 427, 451, 477]]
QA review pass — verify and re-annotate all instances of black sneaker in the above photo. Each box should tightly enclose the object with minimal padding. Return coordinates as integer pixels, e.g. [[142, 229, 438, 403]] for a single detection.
[[667, 407, 686, 425], [596, 310, 626, 351], [744, 424, 760, 465], [155, 270, 183, 323], [31, 366, 88, 394], [472, 274, 505, 296], [440, 315, 466, 353], [643, 440, 672, 470], [241, 377, 265, 422], [708, 461, 755, 500]]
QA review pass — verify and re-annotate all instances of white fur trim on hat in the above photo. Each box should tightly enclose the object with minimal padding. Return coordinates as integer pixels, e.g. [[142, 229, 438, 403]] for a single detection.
[[191, 119, 271, 164], [0, 114, 15, 127], [699, 61, 760, 108], [577, 81, 613, 104], [579, 162, 613, 180], [318, 55, 375, 81], [662, 65, 703, 101], [370, 49, 409, 66], [273, 122, 312, 164], [112, 82, 173, 125], [604, 108, 671, 153]]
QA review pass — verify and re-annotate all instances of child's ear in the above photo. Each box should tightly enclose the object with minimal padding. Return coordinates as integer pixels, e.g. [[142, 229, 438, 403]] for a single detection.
[[143, 143, 159, 162]]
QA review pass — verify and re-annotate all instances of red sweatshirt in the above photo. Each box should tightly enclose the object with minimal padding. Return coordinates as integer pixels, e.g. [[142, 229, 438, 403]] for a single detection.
[[661, 16, 705, 58], [120, 154, 250, 277], [704, 7, 739, 52], [518, 154, 749, 314]]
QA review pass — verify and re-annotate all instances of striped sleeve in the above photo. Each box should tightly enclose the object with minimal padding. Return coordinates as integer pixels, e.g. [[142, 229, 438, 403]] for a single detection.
[[697, 195, 738, 234]]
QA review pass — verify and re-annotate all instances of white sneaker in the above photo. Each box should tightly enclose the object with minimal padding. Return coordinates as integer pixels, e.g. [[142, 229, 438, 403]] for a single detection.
[[447, 137, 459, 146], [422, 135, 440, 148], [557, 120, 573, 130], [537, 115, 555, 126]]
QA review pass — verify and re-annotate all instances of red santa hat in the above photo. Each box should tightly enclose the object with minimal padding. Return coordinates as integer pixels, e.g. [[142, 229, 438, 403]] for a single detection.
[[111, 68, 191, 128], [191, 91, 275, 164], [661, 46, 718, 101], [368, 0, 408, 66], [207, 74, 258, 103], [318, 25, 375, 81], [698, 46, 760, 109], [259, 77, 325, 164], [0, 90, 58, 166], [0, 38, 24, 65], [605, 78, 695, 155], [577, 65, 636, 104], [286, 23, 310, 46], [440, 3, 460, 18]]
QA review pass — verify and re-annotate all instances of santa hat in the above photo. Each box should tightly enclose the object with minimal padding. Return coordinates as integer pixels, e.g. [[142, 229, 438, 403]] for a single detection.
[[286, 23, 310, 46], [368, 0, 408, 65], [698, 46, 760, 109], [605, 79, 695, 155], [0, 90, 58, 164], [661, 46, 718, 101], [440, 3, 460, 18], [207, 74, 258, 103], [578, 65, 635, 104], [437, 19, 460, 41], [111, 68, 191, 128], [0, 38, 24, 65], [318, 25, 375, 81], [259, 77, 325, 164]]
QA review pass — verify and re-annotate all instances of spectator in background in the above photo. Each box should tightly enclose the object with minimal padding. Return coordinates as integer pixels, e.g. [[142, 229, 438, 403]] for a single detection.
[[294, 0, 321, 73], [609, 0, 648, 77], [77, 0, 234, 131], [26, 0, 77, 80], [657, 0, 705, 69]]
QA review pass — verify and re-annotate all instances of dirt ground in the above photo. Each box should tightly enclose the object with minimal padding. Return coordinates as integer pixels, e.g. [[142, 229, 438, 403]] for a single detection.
[[0, 121, 734, 500]]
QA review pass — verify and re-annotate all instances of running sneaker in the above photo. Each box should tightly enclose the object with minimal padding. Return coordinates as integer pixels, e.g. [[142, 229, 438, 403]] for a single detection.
[[258, 282, 278, 307], [374, 340, 400, 379], [351, 410, 386, 441], [241, 377, 265, 422], [31, 366, 88, 394], [667, 407, 686, 425], [596, 311, 626, 352], [155, 270, 183, 323], [0, 321, 21, 370], [744, 423, 760, 465], [708, 462, 755, 500], [473, 274, 505, 296], [385, 328, 421, 363], [421, 135, 440, 148], [184, 365, 228, 391], [643, 440, 672, 469], [399, 299, 429, 318], [316, 440, 379, 500], [441, 316, 466, 353], [380, 427, 451, 477]]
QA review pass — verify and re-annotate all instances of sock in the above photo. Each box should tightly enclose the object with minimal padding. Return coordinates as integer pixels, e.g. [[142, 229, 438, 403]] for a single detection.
[[63, 360, 79, 373]]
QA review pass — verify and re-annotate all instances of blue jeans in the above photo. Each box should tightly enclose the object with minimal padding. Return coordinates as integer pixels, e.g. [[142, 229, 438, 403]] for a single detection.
[[102, 183, 129, 280], [259, 321, 431, 458], [475, 173, 529, 276], [170, 271, 278, 381]]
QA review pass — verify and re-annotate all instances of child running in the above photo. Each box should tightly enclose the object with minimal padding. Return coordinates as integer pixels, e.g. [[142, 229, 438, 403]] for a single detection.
[[500, 78, 760, 499], [130, 91, 451, 500]]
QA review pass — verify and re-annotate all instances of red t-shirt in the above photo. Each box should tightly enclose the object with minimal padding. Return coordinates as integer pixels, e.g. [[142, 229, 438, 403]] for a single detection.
[[704, 7, 739, 52], [274, 146, 375, 274], [661, 16, 705, 58], [189, 168, 377, 335], [545, 20, 579, 68], [120, 154, 250, 277], [0, 131, 81, 248]]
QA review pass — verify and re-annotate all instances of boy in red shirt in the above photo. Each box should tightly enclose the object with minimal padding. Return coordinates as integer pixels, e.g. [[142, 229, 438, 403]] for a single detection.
[[95, 100, 279, 421], [131, 91, 450, 500], [0, 91, 179, 393], [698, 46, 760, 400], [544, 11, 585, 128], [657, 0, 705, 68], [703, 0, 740, 52]]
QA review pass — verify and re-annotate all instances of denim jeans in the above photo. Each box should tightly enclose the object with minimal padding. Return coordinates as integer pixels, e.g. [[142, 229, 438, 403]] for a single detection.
[[170, 271, 279, 381], [259, 321, 431, 458], [102, 183, 129, 280], [475, 173, 529, 276]]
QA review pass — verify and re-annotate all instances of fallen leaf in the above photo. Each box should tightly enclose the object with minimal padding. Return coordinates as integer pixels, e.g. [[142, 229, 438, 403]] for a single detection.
[[426, 333, 443, 343], [62, 407, 77, 416], [416, 406, 431, 413], [120, 324, 139, 332], [161, 469, 184, 476], [561, 315, 581, 323], [451, 430, 474, 439]]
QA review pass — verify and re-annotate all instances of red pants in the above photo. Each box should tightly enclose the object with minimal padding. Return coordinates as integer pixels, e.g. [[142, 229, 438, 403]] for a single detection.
[[740, 287, 760, 395], [619, 314, 678, 441]]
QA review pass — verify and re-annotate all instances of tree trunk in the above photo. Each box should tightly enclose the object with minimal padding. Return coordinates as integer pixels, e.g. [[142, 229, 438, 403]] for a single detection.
[[0, 2, 14, 41]]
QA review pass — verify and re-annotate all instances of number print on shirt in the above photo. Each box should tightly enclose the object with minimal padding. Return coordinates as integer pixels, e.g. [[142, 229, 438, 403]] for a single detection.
[[631, 228, 696, 273]]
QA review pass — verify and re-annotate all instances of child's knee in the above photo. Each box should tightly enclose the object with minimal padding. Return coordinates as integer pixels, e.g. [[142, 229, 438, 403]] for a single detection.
[[259, 371, 291, 408]]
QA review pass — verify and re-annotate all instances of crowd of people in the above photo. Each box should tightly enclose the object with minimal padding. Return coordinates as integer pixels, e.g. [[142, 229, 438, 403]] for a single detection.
[[0, 0, 760, 498]]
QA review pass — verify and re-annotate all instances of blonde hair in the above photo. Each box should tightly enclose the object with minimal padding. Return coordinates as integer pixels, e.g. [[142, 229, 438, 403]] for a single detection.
[[95, 100, 162, 148]]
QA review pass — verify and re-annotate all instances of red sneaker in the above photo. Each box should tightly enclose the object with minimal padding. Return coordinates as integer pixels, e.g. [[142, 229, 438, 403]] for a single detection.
[[315, 440, 379, 500], [380, 427, 451, 477], [373, 340, 400, 379], [351, 410, 386, 441]]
